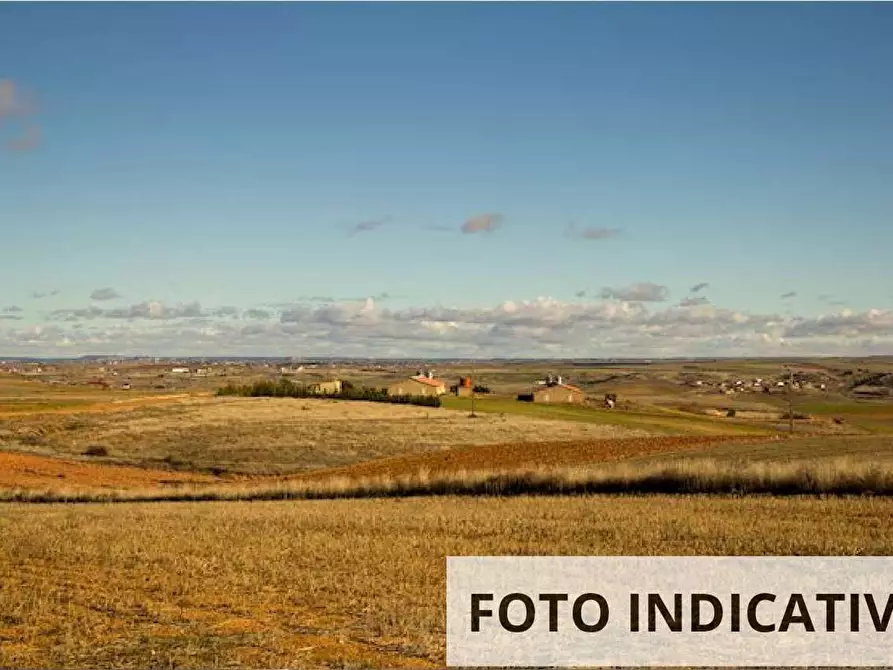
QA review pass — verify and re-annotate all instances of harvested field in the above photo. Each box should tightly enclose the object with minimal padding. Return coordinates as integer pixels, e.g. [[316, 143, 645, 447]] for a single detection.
[[0, 396, 647, 474], [1, 496, 891, 669]]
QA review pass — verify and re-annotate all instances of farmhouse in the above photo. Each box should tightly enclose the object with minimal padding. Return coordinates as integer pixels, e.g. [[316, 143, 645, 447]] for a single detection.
[[517, 376, 585, 404], [452, 376, 474, 397], [306, 379, 343, 395], [388, 371, 447, 397]]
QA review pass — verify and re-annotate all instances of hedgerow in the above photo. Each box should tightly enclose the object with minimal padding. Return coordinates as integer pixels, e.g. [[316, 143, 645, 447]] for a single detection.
[[216, 378, 441, 407]]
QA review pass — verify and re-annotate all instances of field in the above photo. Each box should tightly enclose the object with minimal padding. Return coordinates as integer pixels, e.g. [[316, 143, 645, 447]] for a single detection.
[[1, 358, 892, 668], [3, 496, 893, 669], [0, 395, 647, 476]]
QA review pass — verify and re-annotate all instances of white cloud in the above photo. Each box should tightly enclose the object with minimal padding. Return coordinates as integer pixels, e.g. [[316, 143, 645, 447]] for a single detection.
[[6, 295, 893, 358]]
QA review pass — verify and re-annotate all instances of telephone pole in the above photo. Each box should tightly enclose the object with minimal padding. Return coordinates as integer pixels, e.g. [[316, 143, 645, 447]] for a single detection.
[[786, 366, 794, 435], [470, 360, 477, 418]]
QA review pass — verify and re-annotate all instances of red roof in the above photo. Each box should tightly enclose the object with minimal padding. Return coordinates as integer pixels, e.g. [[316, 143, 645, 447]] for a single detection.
[[410, 375, 447, 387]]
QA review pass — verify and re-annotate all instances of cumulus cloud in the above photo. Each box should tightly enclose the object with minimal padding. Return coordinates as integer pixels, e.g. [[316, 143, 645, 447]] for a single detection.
[[461, 213, 503, 234], [782, 309, 893, 339], [679, 296, 710, 307], [347, 216, 392, 237], [0, 315, 23, 321], [209, 306, 240, 318], [690, 282, 709, 293], [781, 291, 797, 299], [243, 308, 272, 320], [90, 287, 122, 301], [50, 301, 205, 321], [600, 282, 670, 303], [575, 290, 586, 298], [2, 306, 23, 313], [8, 292, 893, 358]]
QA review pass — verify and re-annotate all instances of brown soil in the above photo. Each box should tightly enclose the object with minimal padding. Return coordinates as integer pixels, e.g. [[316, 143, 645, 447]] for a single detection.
[[0, 451, 221, 491], [287, 434, 762, 482]]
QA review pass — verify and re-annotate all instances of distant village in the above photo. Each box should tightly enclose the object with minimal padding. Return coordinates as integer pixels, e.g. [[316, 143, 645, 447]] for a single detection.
[[2, 357, 892, 402]]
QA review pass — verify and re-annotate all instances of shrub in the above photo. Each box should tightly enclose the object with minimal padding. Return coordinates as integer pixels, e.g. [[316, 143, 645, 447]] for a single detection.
[[82, 445, 109, 457], [216, 379, 440, 407], [472, 384, 491, 394]]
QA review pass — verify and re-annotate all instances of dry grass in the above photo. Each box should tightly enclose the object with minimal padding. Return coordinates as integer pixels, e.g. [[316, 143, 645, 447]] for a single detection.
[[1, 496, 891, 669], [4, 454, 893, 503], [282, 434, 762, 480], [0, 396, 647, 474]]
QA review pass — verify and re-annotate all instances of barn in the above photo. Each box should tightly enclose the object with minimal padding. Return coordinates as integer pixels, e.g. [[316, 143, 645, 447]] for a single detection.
[[307, 380, 343, 395], [452, 376, 474, 397], [388, 372, 447, 397], [517, 377, 585, 404]]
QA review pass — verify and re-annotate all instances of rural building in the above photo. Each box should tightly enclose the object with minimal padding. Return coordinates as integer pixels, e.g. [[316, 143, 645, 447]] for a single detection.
[[307, 379, 343, 395], [852, 385, 891, 399], [388, 372, 447, 397], [517, 375, 585, 404], [452, 376, 474, 397]]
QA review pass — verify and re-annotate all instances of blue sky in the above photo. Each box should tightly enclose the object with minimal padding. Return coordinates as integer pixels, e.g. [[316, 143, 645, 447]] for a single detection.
[[1, 3, 892, 357]]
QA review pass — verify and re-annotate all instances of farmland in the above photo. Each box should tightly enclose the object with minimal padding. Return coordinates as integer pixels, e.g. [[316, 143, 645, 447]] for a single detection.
[[0, 357, 892, 667], [2, 496, 893, 669]]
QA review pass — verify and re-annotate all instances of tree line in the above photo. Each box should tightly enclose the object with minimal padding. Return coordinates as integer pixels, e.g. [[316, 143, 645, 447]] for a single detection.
[[216, 378, 441, 407]]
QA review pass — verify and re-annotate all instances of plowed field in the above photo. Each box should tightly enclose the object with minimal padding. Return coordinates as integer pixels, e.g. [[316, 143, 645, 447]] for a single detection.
[[0, 451, 222, 491]]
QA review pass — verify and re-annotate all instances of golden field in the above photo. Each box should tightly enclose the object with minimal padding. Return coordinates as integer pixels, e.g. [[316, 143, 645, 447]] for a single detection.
[[0, 395, 647, 475], [2, 495, 893, 669], [1, 362, 892, 668]]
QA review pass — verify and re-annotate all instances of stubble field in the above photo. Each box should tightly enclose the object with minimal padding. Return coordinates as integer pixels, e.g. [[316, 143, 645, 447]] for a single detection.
[[0, 395, 648, 475], [1, 363, 892, 668], [2, 495, 893, 669]]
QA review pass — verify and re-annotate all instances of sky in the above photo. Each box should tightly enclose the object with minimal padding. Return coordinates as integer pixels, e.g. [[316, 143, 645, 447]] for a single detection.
[[1, 2, 892, 358]]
